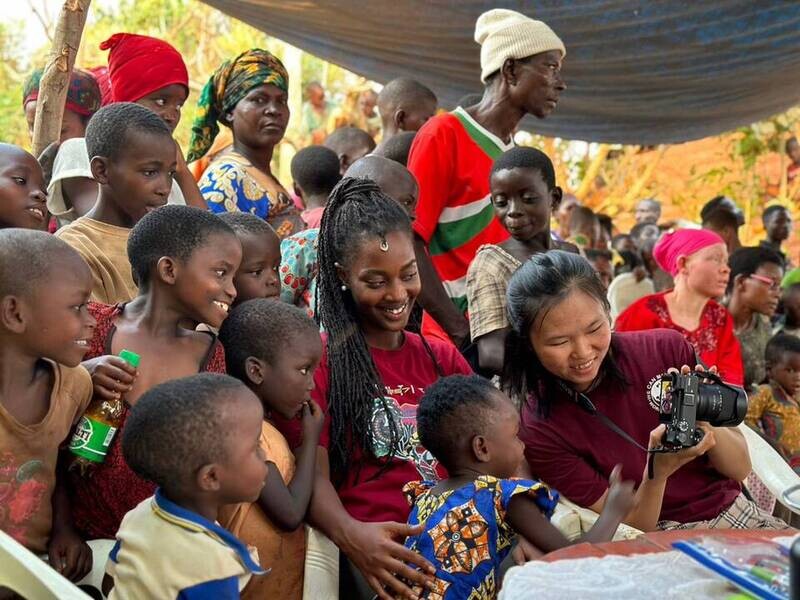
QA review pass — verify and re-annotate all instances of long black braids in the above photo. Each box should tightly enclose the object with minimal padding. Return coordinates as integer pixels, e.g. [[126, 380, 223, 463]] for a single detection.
[[316, 177, 414, 485]]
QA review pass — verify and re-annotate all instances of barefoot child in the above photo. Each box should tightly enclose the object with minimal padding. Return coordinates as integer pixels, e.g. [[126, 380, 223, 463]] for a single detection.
[[107, 374, 268, 598], [69, 205, 241, 540], [0, 231, 95, 581], [55, 102, 175, 304], [405, 375, 636, 598], [0, 143, 48, 230], [219, 299, 324, 599], [219, 213, 282, 304], [279, 177, 473, 599], [466, 146, 576, 375]]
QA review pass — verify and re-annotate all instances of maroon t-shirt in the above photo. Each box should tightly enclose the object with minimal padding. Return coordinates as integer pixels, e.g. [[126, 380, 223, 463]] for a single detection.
[[519, 329, 741, 524], [280, 332, 472, 524]]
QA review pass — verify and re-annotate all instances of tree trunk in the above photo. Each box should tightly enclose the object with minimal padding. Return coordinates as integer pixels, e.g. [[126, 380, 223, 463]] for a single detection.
[[31, 0, 92, 158]]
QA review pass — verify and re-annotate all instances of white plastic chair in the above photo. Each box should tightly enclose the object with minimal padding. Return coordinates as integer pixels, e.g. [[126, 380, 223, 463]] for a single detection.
[[739, 423, 800, 515], [0, 529, 91, 600]]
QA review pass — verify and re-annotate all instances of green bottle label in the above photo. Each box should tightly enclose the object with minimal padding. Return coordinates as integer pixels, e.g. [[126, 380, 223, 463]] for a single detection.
[[69, 415, 117, 463]]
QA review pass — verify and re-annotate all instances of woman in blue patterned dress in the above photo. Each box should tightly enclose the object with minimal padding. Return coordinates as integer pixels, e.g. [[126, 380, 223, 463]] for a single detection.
[[188, 49, 303, 238]]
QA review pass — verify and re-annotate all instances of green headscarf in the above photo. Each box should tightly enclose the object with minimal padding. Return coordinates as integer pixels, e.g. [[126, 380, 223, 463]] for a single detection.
[[187, 49, 289, 162]]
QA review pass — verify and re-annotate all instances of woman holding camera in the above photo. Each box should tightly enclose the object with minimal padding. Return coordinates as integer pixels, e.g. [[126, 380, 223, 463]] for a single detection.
[[503, 251, 785, 534]]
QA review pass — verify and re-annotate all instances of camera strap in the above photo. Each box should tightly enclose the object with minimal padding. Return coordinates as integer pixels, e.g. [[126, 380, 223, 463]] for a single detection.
[[558, 382, 663, 479]]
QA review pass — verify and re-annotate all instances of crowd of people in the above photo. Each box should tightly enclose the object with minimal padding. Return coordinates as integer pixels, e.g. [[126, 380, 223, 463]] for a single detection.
[[3, 6, 800, 600]]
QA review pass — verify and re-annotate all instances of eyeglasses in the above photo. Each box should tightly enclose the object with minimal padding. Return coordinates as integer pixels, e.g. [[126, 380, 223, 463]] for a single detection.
[[749, 274, 781, 291]]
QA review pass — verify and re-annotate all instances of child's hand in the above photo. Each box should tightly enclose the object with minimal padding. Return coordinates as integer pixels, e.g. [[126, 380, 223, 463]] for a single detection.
[[83, 355, 137, 400], [603, 464, 636, 519], [301, 399, 325, 442], [47, 526, 92, 582]]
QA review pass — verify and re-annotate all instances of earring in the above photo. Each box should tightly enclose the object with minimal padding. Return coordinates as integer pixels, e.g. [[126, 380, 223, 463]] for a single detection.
[[341, 284, 348, 291], [379, 237, 389, 252]]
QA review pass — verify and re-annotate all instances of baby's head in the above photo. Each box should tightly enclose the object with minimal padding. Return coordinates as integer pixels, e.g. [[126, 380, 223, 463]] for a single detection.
[[220, 299, 321, 420], [417, 374, 524, 478], [0, 143, 47, 230], [217, 213, 280, 304], [128, 205, 241, 328], [122, 373, 267, 505], [86, 102, 175, 226], [490, 147, 561, 243], [0, 229, 95, 367]]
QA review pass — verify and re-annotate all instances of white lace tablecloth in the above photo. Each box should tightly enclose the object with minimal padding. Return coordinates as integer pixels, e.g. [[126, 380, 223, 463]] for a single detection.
[[500, 536, 798, 600]]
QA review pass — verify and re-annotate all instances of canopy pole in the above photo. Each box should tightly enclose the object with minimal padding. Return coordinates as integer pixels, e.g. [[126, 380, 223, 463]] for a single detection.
[[31, 0, 92, 158]]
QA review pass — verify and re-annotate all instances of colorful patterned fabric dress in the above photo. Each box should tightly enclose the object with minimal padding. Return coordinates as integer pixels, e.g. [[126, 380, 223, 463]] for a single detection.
[[199, 151, 303, 239], [403, 476, 558, 599]]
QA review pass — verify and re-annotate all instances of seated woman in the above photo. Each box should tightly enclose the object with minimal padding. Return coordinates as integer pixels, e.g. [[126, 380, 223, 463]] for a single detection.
[[466, 147, 576, 376], [616, 228, 744, 385], [189, 49, 304, 239], [725, 247, 784, 392], [276, 178, 472, 600], [503, 251, 785, 531]]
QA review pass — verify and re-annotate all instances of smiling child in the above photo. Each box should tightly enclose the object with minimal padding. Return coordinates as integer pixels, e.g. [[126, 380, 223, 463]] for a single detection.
[[69, 205, 241, 540], [0, 231, 95, 581], [0, 143, 48, 230], [466, 146, 576, 375]]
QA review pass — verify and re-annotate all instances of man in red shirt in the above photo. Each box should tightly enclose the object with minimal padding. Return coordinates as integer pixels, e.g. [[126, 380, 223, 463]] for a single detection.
[[408, 8, 566, 348]]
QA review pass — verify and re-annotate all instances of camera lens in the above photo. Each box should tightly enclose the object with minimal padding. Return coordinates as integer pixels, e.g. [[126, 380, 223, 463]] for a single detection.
[[696, 381, 747, 426]]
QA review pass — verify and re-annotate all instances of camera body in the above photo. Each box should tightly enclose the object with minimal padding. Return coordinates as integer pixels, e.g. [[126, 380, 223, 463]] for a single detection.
[[657, 370, 748, 448]]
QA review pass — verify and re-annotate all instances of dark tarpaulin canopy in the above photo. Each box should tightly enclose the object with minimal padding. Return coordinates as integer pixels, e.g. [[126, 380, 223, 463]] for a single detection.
[[200, 0, 800, 145]]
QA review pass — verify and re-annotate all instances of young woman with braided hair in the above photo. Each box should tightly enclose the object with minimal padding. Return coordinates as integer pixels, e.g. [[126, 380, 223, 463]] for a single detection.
[[279, 177, 471, 599]]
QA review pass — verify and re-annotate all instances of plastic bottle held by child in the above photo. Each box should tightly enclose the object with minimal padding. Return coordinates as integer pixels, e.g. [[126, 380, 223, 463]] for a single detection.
[[69, 350, 140, 474]]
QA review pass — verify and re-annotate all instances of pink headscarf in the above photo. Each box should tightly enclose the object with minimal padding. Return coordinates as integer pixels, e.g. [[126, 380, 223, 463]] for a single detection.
[[653, 228, 725, 276]]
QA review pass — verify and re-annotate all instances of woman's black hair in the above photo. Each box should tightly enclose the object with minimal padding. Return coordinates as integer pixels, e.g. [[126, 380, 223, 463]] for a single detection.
[[501, 250, 626, 417], [316, 176, 439, 484]]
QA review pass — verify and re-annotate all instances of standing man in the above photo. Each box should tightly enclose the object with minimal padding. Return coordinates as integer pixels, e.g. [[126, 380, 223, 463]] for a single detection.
[[408, 8, 566, 349]]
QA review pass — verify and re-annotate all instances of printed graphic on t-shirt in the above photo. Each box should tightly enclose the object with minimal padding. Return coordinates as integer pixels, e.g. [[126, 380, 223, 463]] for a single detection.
[[0, 453, 47, 546], [646, 373, 671, 412], [370, 395, 439, 481]]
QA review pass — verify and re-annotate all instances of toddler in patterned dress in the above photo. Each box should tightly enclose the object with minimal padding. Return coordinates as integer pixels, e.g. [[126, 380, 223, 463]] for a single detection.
[[404, 375, 637, 599]]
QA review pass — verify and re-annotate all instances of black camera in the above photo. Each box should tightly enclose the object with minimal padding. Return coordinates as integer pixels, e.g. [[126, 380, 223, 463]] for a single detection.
[[656, 370, 748, 448]]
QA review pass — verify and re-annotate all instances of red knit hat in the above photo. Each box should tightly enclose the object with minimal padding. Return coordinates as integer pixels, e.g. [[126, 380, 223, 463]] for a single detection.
[[100, 33, 189, 103]]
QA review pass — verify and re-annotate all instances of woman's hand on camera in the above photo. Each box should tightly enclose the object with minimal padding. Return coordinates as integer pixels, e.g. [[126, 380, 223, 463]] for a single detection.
[[647, 423, 716, 481]]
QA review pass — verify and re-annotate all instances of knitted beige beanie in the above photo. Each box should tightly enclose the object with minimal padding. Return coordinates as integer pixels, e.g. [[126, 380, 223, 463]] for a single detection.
[[475, 9, 565, 83]]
